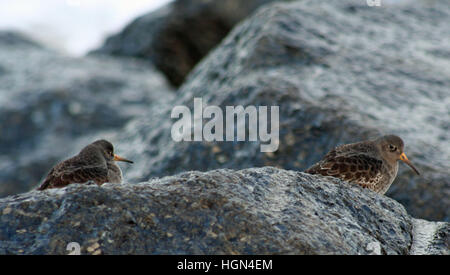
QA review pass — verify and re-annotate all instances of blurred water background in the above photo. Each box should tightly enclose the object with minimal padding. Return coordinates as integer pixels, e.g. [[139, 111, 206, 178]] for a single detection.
[[0, 0, 172, 56]]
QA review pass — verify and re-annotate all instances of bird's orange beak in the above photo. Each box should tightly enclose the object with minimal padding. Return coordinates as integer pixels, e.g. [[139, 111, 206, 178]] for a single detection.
[[400, 152, 419, 175], [114, 154, 134, 164]]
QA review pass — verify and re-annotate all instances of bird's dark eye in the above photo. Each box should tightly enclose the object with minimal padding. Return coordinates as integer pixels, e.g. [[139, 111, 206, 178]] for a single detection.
[[388, 144, 397, 152]]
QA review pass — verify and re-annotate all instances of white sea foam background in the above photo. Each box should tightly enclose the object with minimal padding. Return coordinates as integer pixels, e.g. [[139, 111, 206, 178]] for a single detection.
[[0, 0, 173, 56]]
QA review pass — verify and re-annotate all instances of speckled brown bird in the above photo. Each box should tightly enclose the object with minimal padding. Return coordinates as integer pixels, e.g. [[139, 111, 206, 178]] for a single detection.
[[37, 140, 133, 190], [305, 135, 420, 194]]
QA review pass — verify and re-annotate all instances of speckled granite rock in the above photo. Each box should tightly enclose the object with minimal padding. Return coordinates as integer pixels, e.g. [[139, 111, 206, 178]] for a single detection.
[[409, 218, 449, 255], [3, 167, 446, 255], [91, 0, 279, 86], [0, 31, 174, 197]]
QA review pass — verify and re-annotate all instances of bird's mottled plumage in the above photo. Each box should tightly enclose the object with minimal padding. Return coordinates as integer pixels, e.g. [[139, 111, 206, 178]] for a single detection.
[[37, 140, 133, 190], [305, 135, 419, 194]]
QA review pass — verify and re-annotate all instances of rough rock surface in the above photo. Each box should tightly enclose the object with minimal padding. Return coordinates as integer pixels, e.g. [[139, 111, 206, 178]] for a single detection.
[[92, 0, 278, 86], [3, 167, 446, 255], [0, 31, 174, 197], [112, 0, 450, 221], [409, 218, 449, 255]]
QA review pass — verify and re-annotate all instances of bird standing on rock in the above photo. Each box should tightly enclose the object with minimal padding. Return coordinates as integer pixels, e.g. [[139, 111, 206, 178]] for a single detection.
[[305, 135, 420, 194], [37, 139, 133, 190]]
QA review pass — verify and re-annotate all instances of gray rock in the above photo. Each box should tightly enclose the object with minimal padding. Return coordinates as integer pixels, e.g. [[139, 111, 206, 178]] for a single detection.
[[409, 218, 449, 255], [114, 0, 450, 221], [1, 167, 439, 255], [92, 0, 279, 86], [0, 31, 42, 48], [0, 31, 174, 197]]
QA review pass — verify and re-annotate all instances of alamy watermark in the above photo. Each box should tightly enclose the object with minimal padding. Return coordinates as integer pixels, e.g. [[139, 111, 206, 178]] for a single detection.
[[66, 242, 80, 255], [171, 98, 279, 152]]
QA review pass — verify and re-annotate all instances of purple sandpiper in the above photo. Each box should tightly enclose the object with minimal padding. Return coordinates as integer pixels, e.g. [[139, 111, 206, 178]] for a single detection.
[[37, 139, 133, 190], [305, 135, 420, 194]]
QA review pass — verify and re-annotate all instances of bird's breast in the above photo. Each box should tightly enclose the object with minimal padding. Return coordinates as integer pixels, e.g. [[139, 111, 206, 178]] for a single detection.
[[107, 162, 123, 184]]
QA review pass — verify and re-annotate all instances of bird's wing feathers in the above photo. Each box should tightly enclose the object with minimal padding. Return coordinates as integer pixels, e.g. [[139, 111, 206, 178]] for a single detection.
[[305, 151, 384, 187], [37, 162, 108, 190], [37, 167, 56, 190]]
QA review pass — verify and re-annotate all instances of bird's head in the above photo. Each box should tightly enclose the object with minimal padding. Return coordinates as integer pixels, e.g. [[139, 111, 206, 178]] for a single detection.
[[92, 139, 134, 164], [376, 135, 419, 175]]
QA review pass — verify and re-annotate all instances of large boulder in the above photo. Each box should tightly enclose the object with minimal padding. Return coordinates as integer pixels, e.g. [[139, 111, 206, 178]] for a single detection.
[[112, 0, 450, 222], [1, 167, 447, 255], [92, 0, 279, 86], [0, 31, 174, 197]]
